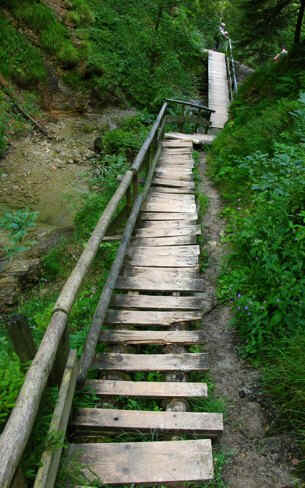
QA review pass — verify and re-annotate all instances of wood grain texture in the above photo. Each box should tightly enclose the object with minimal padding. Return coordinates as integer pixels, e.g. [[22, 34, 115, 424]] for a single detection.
[[99, 329, 206, 344], [165, 132, 216, 144], [153, 177, 195, 189], [151, 186, 194, 194], [106, 309, 202, 326], [86, 379, 208, 398], [93, 353, 209, 371], [140, 212, 197, 221], [110, 294, 204, 310], [69, 439, 214, 484], [131, 235, 198, 246], [73, 408, 223, 436], [135, 223, 201, 238], [116, 266, 203, 291], [127, 245, 200, 267]]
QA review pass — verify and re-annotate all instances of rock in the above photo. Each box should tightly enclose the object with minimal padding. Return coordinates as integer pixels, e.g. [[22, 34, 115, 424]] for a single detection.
[[93, 136, 103, 153], [6, 258, 40, 280], [0, 275, 19, 308], [26, 226, 74, 258]]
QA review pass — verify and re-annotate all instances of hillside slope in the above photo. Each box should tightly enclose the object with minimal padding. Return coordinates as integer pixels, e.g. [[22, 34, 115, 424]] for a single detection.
[[209, 43, 305, 475]]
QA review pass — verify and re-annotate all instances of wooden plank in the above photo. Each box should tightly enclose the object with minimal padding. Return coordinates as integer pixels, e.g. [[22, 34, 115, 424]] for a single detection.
[[86, 379, 207, 398], [155, 171, 193, 182], [69, 439, 214, 484], [151, 186, 194, 194], [165, 132, 216, 144], [208, 50, 229, 128], [73, 409, 223, 436], [106, 309, 202, 326], [93, 353, 209, 371], [142, 200, 197, 214], [99, 329, 206, 344], [162, 140, 193, 148], [148, 192, 195, 201], [135, 224, 200, 238], [140, 212, 197, 221], [127, 245, 199, 268], [116, 268, 204, 291], [153, 177, 195, 189], [131, 235, 198, 246], [110, 294, 204, 310]]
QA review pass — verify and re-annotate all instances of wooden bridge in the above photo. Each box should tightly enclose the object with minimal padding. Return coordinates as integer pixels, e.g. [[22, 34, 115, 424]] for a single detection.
[[0, 50, 229, 488]]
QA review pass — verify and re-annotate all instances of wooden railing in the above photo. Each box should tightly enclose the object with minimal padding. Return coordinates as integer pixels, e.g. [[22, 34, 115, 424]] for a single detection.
[[0, 99, 208, 488], [166, 98, 215, 133]]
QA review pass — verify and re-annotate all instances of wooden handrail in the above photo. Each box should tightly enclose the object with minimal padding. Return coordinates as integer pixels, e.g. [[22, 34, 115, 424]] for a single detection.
[[0, 102, 168, 488], [0, 95, 201, 486], [131, 102, 168, 172], [78, 144, 162, 385]]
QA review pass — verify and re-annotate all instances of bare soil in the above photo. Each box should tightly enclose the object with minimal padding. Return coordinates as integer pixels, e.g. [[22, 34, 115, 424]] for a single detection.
[[199, 153, 300, 487], [0, 107, 135, 230]]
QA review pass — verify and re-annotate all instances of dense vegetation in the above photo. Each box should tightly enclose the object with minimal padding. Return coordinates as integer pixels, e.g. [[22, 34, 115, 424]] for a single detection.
[[209, 43, 305, 473]]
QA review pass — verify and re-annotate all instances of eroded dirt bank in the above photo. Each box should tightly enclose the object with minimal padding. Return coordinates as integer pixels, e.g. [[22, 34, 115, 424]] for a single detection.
[[199, 153, 299, 487]]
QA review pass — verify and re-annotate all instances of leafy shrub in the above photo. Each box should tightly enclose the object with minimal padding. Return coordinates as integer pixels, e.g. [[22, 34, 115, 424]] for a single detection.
[[0, 208, 39, 257], [0, 335, 24, 432], [57, 43, 80, 67]]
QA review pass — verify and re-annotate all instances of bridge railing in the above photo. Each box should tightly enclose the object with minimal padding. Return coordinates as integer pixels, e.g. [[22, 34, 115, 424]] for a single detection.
[[0, 98, 211, 488]]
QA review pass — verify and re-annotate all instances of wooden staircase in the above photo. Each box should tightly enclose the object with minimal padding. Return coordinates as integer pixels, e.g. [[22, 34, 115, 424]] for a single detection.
[[69, 136, 223, 486]]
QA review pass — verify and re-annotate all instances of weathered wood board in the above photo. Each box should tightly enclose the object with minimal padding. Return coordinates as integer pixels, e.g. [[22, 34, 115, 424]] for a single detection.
[[86, 379, 208, 398], [126, 245, 200, 267], [73, 408, 223, 436], [69, 439, 214, 484], [93, 353, 209, 371], [140, 211, 197, 221], [150, 186, 194, 194], [153, 177, 195, 189], [165, 132, 216, 144], [110, 294, 204, 310], [135, 223, 201, 238], [116, 268, 204, 291], [105, 309, 202, 326], [131, 235, 198, 246], [141, 200, 197, 215], [99, 329, 206, 344]]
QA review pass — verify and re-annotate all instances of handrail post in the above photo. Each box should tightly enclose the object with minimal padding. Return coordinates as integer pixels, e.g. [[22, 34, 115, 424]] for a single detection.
[[49, 325, 70, 386], [7, 314, 36, 366]]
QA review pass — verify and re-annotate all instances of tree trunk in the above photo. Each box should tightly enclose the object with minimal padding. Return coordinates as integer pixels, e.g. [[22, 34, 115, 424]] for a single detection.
[[294, 0, 305, 44]]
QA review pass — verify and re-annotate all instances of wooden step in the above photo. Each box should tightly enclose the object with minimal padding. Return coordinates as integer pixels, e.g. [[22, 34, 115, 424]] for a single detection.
[[140, 211, 197, 221], [86, 379, 208, 398], [93, 353, 209, 371], [105, 309, 202, 326], [135, 223, 201, 238], [111, 294, 203, 310], [116, 267, 204, 291], [99, 329, 206, 344], [131, 235, 198, 246], [162, 140, 193, 147], [69, 439, 214, 484], [151, 185, 195, 194], [72, 409, 223, 436], [153, 177, 195, 189], [154, 171, 193, 182], [127, 245, 200, 268], [165, 132, 216, 144]]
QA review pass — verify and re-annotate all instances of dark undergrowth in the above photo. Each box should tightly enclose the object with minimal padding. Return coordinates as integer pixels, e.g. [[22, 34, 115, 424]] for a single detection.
[[208, 44, 305, 476]]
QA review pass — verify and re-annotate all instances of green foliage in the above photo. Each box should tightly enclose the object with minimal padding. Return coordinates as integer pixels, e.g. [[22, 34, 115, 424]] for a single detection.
[[210, 54, 305, 471], [0, 15, 46, 86], [0, 208, 38, 257], [102, 115, 150, 158], [0, 335, 24, 432]]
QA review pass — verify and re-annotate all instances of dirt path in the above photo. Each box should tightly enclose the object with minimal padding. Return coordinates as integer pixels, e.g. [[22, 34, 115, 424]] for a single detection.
[[199, 153, 299, 487]]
